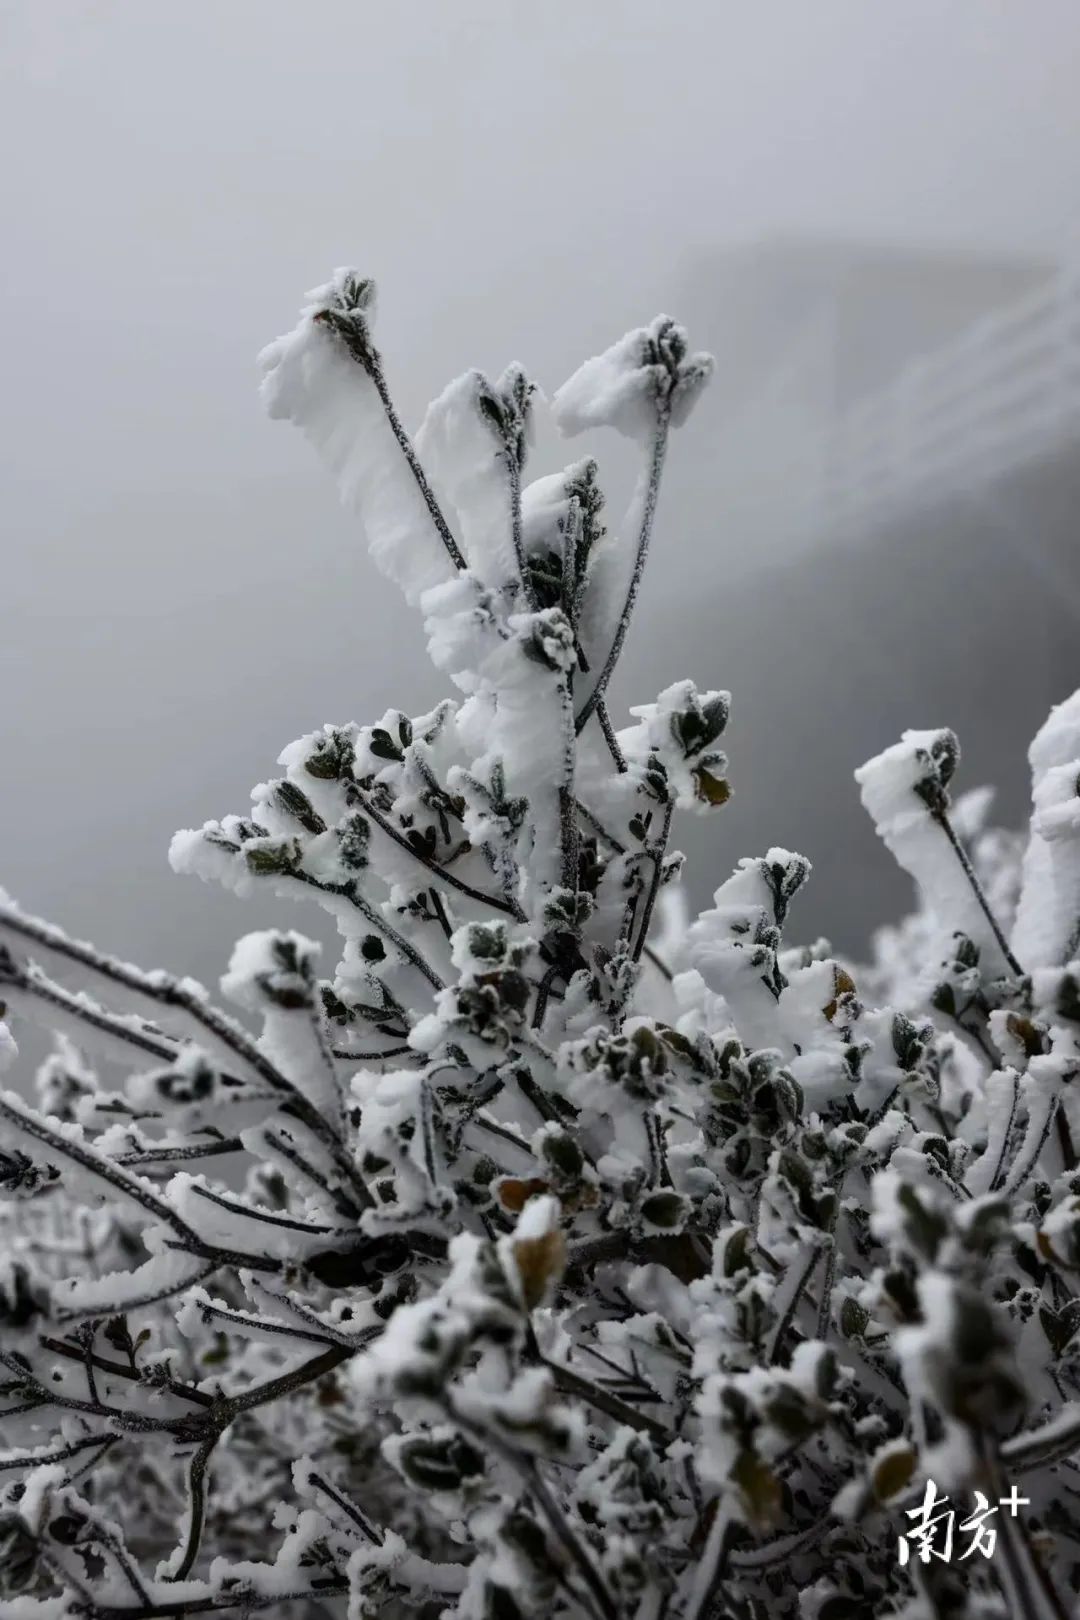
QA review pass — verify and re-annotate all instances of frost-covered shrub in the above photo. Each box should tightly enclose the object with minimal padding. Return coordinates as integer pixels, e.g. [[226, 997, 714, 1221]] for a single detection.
[[3, 270, 1080, 1620]]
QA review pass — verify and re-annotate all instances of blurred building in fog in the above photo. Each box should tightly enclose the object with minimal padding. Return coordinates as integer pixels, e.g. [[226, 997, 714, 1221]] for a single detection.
[[633, 239, 1080, 953], [683, 237, 1049, 410]]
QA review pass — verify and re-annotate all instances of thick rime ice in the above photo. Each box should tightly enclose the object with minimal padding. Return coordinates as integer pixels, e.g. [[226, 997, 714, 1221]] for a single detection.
[[259, 271, 456, 605], [1012, 688, 1080, 970], [552, 317, 713, 441], [415, 369, 530, 592], [5, 272, 1080, 1620], [855, 727, 1017, 973]]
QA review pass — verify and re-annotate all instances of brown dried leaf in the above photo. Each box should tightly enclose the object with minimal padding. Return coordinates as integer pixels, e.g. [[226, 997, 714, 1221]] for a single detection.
[[823, 966, 857, 1021], [732, 1450, 783, 1529], [496, 1176, 550, 1214], [512, 1229, 567, 1311], [693, 767, 731, 808]]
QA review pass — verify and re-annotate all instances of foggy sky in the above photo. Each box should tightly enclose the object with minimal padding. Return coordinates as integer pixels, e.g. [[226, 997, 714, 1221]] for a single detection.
[[3, 0, 1080, 979]]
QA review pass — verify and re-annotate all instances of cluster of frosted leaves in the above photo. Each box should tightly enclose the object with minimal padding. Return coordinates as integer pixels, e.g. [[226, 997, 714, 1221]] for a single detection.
[[3, 274, 1080, 1620]]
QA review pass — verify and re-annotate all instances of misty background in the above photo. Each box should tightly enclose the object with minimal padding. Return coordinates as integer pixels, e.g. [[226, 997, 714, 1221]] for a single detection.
[[3, 0, 1080, 988]]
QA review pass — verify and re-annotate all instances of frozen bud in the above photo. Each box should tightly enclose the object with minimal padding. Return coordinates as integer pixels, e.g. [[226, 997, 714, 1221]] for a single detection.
[[267, 780, 326, 836], [328, 270, 377, 320], [242, 835, 303, 877], [336, 812, 371, 872], [532, 1123, 591, 1194], [298, 724, 357, 782], [221, 930, 320, 1011], [310, 270, 379, 368], [476, 363, 537, 467], [514, 607, 577, 673], [132, 1046, 219, 1108], [451, 921, 515, 975], [620, 680, 732, 812], [856, 727, 960, 829], [542, 885, 594, 933], [562, 1019, 673, 1106], [553, 315, 713, 440]]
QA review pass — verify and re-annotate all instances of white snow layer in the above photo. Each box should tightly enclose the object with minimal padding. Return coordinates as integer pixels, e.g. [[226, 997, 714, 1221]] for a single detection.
[[855, 730, 1010, 973], [415, 369, 517, 591], [1012, 689, 1080, 970], [259, 270, 455, 605]]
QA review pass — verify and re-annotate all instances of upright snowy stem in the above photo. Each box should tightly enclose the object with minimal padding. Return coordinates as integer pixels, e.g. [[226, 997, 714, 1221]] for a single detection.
[[632, 798, 674, 963], [559, 677, 580, 896], [596, 697, 627, 772], [576, 412, 670, 732], [507, 452, 535, 611], [934, 807, 1025, 978], [324, 317, 467, 573]]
